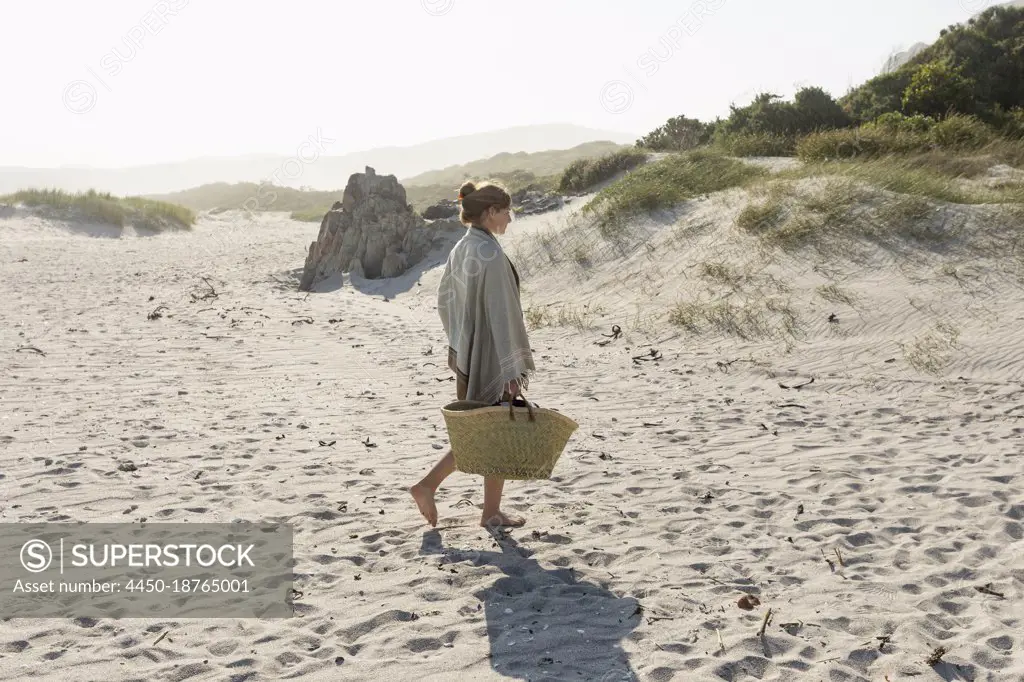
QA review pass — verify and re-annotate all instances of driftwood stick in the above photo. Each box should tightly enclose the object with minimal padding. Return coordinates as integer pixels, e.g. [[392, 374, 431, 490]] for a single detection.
[[190, 277, 220, 302], [758, 608, 773, 637]]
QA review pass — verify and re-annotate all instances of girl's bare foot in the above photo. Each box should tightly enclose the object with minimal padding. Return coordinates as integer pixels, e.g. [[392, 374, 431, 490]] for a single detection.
[[480, 511, 526, 528], [410, 484, 438, 527]]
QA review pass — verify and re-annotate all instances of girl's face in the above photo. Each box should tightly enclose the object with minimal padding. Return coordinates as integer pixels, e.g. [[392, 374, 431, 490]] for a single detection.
[[483, 206, 513, 235]]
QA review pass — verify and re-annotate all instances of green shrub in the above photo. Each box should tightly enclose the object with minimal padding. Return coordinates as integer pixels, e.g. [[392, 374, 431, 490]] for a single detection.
[[842, 6, 1024, 125], [715, 132, 796, 156], [842, 71, 914, 124], [866, 112, 936, 134], [636, 115, 715, 151], [797, 114, 997, 161], [929, 114, 994, 149], [717, 88, 850, 140], [796, 127, 928, 161], [793, 86, 854, 131], [902, 61, 977, 118], [994, 107, 1024, 140]]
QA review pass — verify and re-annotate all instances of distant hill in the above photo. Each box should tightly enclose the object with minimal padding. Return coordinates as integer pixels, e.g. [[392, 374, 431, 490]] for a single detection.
[[0, 124, 637, 197], [148, 140, 632, 218], [146, 183, 339, 215], [402, 140, 626, 187]]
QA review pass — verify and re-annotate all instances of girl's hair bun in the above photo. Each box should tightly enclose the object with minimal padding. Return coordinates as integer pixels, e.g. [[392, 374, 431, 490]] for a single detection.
[[455, 181, 511, 226]]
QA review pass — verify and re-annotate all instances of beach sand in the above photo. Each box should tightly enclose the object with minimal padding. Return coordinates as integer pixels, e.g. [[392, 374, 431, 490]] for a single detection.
[[1, 201, 1021, 681]]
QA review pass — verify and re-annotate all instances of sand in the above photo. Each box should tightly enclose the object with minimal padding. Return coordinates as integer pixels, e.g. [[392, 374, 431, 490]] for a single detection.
[[0, 198, 1021, 681]]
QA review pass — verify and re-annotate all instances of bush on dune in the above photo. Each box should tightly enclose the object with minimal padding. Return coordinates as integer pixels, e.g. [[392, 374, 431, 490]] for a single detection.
[[841, 6, 1024, 124], [795, 114, 1011, 161], [636, 115, 715, 152], [558, 148, 649, 194], [709, 87, 852, 157], [714, 132, 797, 157]]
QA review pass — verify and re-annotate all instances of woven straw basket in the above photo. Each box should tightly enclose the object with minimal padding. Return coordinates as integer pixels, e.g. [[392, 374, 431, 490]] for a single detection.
[[441, 395, 579, 480]]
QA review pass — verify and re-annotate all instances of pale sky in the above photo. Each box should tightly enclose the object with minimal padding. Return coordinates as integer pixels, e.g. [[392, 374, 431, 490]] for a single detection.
[[2, 0, 998, 168]]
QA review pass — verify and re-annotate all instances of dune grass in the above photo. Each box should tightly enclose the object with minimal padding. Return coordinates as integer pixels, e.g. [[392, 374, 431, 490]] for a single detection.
[[558, 148, 649, 194], [729, 144, 1024, 253], [734, 176, 975, 252], [787, 157, 1024, 205], [2, 188, 195, 230], [699, 261, 748, 289], [585, 151, 766, 240], [735, 200, 788, 233], [667, 296, 799, 341], [816, 283, 858, 306], [523, 302, 606, 331], [901, 322, 961, 374]]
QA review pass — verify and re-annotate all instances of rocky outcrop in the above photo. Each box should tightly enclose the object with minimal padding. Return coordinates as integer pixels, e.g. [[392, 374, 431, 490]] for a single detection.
[[513, 187, 564, 216], [422, 199, 459, 220], [299, 167, 461, 290]]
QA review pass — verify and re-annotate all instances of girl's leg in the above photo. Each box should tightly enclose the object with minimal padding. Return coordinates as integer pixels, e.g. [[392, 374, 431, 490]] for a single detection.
[[412, 377, 465, 527], [479, 383, 526, 528], [481, 476, 525, 527], [410, 450, 455, 527]]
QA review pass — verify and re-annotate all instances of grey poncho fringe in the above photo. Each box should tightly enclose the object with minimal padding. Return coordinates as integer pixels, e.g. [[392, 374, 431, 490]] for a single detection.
[[437, 226, 535, 405]]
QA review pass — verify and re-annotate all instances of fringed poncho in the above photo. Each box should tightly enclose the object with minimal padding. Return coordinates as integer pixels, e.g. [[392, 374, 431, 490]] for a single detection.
[[437, 226, 535, 405]]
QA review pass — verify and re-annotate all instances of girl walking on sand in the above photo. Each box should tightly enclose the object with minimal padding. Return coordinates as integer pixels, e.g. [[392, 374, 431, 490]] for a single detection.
[[410, 181, 535, 528]]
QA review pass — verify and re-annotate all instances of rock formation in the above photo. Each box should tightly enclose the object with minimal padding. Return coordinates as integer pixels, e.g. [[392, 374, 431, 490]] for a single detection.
[[299, 167, 461, 290], [422, 199, 459, 220], [512, 187, 564, 216]]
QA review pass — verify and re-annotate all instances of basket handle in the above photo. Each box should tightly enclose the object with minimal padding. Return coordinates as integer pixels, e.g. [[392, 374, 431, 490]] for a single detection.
[[508, 391, 536, 422]]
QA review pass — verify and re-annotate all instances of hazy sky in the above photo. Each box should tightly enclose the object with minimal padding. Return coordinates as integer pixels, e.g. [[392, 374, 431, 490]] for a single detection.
[[3, 0, 998, 168]]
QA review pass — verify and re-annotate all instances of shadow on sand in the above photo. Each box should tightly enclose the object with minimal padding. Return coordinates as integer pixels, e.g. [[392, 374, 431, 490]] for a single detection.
[[419, 529, 640, 681]]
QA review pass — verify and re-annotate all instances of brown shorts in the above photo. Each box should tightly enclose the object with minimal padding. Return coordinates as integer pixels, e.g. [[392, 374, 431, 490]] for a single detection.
[[456, 374, 512, 404]]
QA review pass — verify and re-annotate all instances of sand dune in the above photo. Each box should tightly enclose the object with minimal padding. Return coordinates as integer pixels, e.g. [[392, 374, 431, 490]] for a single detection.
[[1, 196, 1021, 681]]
